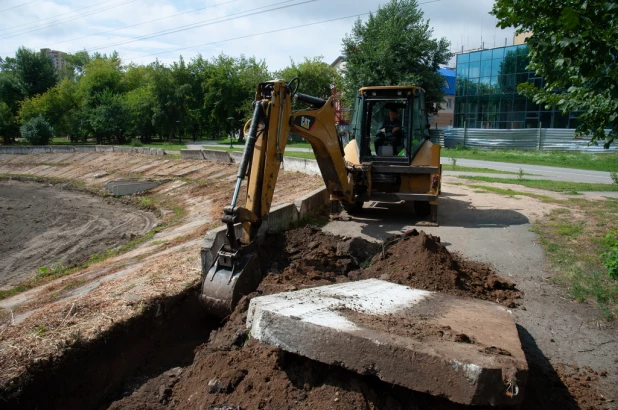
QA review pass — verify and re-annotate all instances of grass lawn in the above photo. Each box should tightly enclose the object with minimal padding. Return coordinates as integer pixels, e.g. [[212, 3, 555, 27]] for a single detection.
[[443, 148, 618, 172], [533, 200, 618, 320], [203, 146, 316, 160], [468, 182, 618, 319], [140, 141, 187, 151], [459, 176, 618, 193], [444, 165, 534, 175]]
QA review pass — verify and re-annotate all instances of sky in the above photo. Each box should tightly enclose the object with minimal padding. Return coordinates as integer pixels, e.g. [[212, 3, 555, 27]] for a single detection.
[[0, 0, 515, 71]]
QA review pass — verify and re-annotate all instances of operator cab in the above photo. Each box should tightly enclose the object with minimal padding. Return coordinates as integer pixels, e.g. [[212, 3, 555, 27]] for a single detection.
[[349, 86, 429, 164]]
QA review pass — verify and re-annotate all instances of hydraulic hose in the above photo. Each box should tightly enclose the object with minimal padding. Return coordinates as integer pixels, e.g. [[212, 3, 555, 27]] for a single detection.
[[231, 101, 263, 207]]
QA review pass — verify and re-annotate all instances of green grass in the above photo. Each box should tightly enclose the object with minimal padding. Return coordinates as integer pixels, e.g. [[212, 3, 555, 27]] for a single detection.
[[203, 146, 316, 160], [531, 204, 618, 320], [216, 138, 313, 149], [141, 141, 187, 151], [468, 184, 556, 202], [445, 165, 533, 175], [443, 148, 618, 173], [460, 176, 618, 192], [474, 178, 618, 319]]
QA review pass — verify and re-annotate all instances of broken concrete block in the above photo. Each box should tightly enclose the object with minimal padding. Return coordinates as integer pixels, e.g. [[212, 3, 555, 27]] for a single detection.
[[247, 279, 527, 406]]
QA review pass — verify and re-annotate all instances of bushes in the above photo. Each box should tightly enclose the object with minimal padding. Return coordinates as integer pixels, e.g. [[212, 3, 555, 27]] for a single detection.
[[20, 116, 53, 145]]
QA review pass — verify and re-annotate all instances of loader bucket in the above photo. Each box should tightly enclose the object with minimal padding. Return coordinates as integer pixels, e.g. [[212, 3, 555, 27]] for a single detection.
[[199, 246, 261, 320]]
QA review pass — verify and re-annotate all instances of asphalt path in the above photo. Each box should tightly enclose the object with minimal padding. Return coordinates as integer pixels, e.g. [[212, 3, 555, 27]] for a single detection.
[[191, 140, 613, 184], [442, 157, 613, 184]]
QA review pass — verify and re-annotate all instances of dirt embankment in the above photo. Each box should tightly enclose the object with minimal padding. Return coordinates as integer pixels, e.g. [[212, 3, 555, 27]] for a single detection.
[[0, 180, 156, 287], [0, 152, 324, 406], [109, 228, 545, 410]]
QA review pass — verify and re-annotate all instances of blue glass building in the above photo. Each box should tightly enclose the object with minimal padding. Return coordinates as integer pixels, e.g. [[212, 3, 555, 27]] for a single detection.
[[454, 45, 580, 129]]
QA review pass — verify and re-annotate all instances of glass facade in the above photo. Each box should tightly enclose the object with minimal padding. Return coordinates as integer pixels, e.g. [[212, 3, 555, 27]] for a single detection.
[[455, 45, 580, 129]]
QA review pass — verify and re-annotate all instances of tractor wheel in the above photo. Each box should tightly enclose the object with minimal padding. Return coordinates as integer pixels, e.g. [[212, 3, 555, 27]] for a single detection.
[[343, 201, 364, 214], [414, 201, 431, 218]]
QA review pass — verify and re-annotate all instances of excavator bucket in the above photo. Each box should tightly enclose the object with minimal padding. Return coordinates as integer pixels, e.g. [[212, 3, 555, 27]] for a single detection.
[[200, 243, 261, 319]]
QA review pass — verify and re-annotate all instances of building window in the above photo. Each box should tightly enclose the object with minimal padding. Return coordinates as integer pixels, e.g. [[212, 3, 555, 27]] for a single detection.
[[446, 98, 452, 109], [454, 44, 577, 129]]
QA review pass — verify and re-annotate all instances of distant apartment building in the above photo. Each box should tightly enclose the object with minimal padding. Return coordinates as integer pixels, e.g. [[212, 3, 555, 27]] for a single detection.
[[41, 48, 67, 72], [429, 67, 455, 128]]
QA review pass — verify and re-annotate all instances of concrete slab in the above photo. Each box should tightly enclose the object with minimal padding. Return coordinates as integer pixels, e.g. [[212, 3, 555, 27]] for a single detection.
[[180, 149, 205, 160], [247, 279, 527, 406], [202, 149, 232, 163], [104, 179, 160, 196]]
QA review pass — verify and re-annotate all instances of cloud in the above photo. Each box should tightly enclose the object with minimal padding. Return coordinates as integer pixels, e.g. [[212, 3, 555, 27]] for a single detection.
[[0, 0, 515, 70]]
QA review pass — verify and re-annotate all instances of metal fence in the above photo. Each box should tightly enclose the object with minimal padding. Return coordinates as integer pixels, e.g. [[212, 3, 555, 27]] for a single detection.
[[437, 128, 617, 152]]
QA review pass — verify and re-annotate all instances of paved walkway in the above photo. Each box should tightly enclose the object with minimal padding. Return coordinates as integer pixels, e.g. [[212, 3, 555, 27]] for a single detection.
[[188, 141, 614, 184], [442, 157, 613, 184]]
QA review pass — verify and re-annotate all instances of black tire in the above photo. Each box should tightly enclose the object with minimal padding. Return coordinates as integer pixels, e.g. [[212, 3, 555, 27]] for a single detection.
[[414, 201, 431, 218], [343, 201, 364, 214]]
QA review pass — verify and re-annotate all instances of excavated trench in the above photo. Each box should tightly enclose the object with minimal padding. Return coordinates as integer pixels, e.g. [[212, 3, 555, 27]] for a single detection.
[[2, 288, 215, 410], [4, 225, 533, 409]]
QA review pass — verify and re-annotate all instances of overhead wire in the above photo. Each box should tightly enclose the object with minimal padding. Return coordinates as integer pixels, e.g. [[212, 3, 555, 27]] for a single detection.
[[48, 0, 244, 48], [0, 0, 120, 33], [125, 0, 442, 61], [127, 12, 371, 61], [80, 0, 316, 53], [0, 0, 38, 13], [0, 0, 141, 39]]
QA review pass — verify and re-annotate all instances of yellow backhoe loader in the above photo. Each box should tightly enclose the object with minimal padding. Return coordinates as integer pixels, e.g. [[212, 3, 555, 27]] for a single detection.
[[200, 78, 441, 318]]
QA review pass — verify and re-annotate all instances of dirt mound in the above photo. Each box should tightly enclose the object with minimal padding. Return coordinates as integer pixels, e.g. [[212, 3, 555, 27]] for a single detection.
[[110, 226, 527, 409], [355, 229, 521, 307]]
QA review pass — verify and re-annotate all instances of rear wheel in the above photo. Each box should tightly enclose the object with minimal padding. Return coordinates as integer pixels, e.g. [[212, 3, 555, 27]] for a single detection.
[[414, 201, 431, 218], [343, 201, 364, 214]]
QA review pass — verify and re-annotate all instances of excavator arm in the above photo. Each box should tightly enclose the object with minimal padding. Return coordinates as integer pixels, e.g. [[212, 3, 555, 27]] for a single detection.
[[200, 79, 353, 318]]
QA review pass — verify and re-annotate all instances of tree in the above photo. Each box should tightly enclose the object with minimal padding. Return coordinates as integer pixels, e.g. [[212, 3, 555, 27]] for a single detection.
[[0, 47, 58, 143], [492, 1, 618, 147], [341, 0, 452, 110], [274, 57, 340, 100], [20, 79, 83, 140], [20, 115, 54, 145], [88, 89, 129, 144], [4, 47, 57, 98]]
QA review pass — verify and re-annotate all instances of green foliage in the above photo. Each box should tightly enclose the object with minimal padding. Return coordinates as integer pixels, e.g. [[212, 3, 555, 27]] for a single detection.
[[492, 1, 618, 147], [20, 115, 54, 145], [87, 89, 129, 144], [341, 0, 452, 110], [601, 232, 618, 280], [610, 171, 618, 185], [274, 56, 340, 100], [1, 47, 58, 143]]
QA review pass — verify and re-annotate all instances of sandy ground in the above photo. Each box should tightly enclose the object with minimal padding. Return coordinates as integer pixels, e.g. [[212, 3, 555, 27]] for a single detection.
[[0, 152, 323, 392], [0, 180, 156, 287]]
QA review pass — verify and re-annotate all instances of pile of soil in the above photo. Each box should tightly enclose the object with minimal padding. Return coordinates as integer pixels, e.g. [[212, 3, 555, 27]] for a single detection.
[[110, 227, 527, 410], [354, 229, 521, 308]]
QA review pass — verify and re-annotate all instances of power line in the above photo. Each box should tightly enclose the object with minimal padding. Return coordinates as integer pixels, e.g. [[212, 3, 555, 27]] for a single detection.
[[0, 0, 141, 39], [126, 0, 442, 61], [0, 0, 38, 13], [80, 0, 315, 53], [0, 0, 119, 33], [48, 0, 244, 48], [127, 12, 371, 61]]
